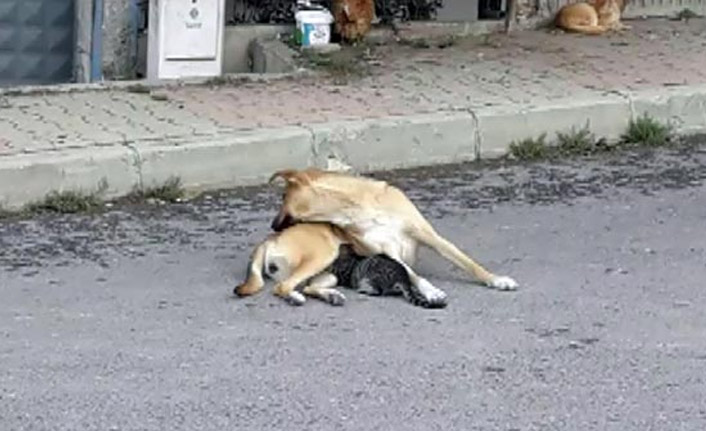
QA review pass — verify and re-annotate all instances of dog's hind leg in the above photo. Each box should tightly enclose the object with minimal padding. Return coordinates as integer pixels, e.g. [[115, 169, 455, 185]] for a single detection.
[[411, 225, 519, 291], [302, 273, 346, 306], [234, 241, 268, 297], [274, 256, 338, 306]]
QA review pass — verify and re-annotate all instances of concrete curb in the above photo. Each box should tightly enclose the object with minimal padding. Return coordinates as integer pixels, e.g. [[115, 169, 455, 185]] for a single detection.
[[2, 85, 706, 210], [0, 70, 318, 97]]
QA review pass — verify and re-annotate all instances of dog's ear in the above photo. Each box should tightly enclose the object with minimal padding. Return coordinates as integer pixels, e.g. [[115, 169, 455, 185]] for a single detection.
[[269, 169, 304, 186], [269, 168, 324, 186]]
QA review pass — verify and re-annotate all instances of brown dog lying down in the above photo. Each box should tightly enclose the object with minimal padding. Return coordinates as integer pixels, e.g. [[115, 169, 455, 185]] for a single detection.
[[234, 222, 447, 308], [266, 168, 519, 304], [555, 0, 629, 35]]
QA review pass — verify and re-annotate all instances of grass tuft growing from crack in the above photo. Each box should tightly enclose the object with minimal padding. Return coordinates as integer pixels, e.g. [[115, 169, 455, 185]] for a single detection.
[[0, 177, 187, 221], [21, 179, 109, 216], [556, 125, 598, 155], [126, 176, 185, 204], [509, 133, 551, 161], [0, 206, 14, 219], [510, 117, 677, 162], [24, 190, 103, 215], [621, 114, 673, 147]]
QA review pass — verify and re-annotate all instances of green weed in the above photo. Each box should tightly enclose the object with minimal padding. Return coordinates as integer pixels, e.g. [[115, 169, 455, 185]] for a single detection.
[[622, 114, 673, 147]]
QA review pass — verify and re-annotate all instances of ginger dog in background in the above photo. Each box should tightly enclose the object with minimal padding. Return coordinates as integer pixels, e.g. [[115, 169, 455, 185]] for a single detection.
[[332, 0, 375, 42], [555, 0, 629, 35], [267, 168, 519, 304]]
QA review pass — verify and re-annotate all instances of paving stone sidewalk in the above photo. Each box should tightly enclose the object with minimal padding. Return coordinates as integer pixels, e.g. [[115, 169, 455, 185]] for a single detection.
[[1, 18, 705, 158]]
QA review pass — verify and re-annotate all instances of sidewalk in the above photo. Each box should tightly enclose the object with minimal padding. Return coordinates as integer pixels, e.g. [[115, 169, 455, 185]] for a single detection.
[[2, 18, 706, 209]]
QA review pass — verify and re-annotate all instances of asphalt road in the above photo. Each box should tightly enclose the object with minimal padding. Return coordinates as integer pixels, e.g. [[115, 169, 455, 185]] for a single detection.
[[2, 143, 706, 431]]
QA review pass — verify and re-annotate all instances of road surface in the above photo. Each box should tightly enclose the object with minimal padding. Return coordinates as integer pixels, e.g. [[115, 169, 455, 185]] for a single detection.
[[2, 143, 706, 431]]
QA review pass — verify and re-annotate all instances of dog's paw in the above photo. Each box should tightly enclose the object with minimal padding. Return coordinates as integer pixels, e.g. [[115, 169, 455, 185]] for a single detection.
[[284, 291, 307, 306], [417, 278, 448, 303], [487, 275, 519, 291], [322, 289, 346, 306]]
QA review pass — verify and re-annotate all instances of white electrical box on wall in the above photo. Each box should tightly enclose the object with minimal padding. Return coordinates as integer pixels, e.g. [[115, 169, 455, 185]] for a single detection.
[[147, 0, 225, 82]]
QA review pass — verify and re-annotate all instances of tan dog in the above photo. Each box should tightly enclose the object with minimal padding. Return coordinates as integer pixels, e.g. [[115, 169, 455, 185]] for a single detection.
[[332, 0, 375, 42], [555, 0, 629, 35], [235, 222, 350, 306], [268, 168, 519, 304]]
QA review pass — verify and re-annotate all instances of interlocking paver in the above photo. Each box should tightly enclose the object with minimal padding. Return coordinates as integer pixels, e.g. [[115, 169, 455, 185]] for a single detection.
[[0, 19, 704, 157]]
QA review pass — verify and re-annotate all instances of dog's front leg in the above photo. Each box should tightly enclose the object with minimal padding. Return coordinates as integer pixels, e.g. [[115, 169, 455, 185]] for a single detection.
[[274, 257, 337, 306], [412, 226, 519, 291], [302, 273, 346, 306]]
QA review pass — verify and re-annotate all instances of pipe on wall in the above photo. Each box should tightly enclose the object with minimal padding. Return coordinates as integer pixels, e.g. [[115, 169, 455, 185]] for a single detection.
[[90, 0, 104, 82], [128, 0, 141, 79], [73, 0, 94, 83]]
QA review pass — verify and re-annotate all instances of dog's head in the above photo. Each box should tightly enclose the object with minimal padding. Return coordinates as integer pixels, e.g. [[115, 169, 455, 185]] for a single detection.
[[268, 168, 354, 232]]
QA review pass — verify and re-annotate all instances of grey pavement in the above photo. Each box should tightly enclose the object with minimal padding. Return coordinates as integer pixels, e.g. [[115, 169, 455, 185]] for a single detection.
[[2, 142, 706, 430]]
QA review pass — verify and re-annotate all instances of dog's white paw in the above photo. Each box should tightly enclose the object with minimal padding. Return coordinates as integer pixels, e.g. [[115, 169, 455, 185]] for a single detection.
[[487, 275, 519, 291], [285, 291, 306, 306], [417, 278, 448, 303]]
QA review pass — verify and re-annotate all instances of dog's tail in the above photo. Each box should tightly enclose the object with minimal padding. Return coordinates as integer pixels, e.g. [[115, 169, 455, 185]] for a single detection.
[[559, 23, 608, 35]]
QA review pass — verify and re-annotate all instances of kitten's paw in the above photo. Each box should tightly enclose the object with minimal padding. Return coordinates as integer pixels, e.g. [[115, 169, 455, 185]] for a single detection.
[[355, 278, 382, 296], [322, 289, 346, 306], [487, 275, 519, 291]]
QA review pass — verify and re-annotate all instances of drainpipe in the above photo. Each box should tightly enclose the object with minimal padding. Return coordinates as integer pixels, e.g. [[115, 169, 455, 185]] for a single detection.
[[90, 0, 104, 82], [128, 0, 140, 79], [73, 0, 94, 83]]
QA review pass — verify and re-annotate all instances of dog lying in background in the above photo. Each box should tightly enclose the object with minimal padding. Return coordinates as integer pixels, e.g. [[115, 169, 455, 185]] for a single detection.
[[268, 168, 519, 305], [234, 223, 447, 308], [555, 0, 629, 35], [331, 0, 375, 42]]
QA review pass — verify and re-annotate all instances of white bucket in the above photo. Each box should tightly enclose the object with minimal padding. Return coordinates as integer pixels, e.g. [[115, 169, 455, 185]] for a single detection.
[[294, 9, 334, 46]]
